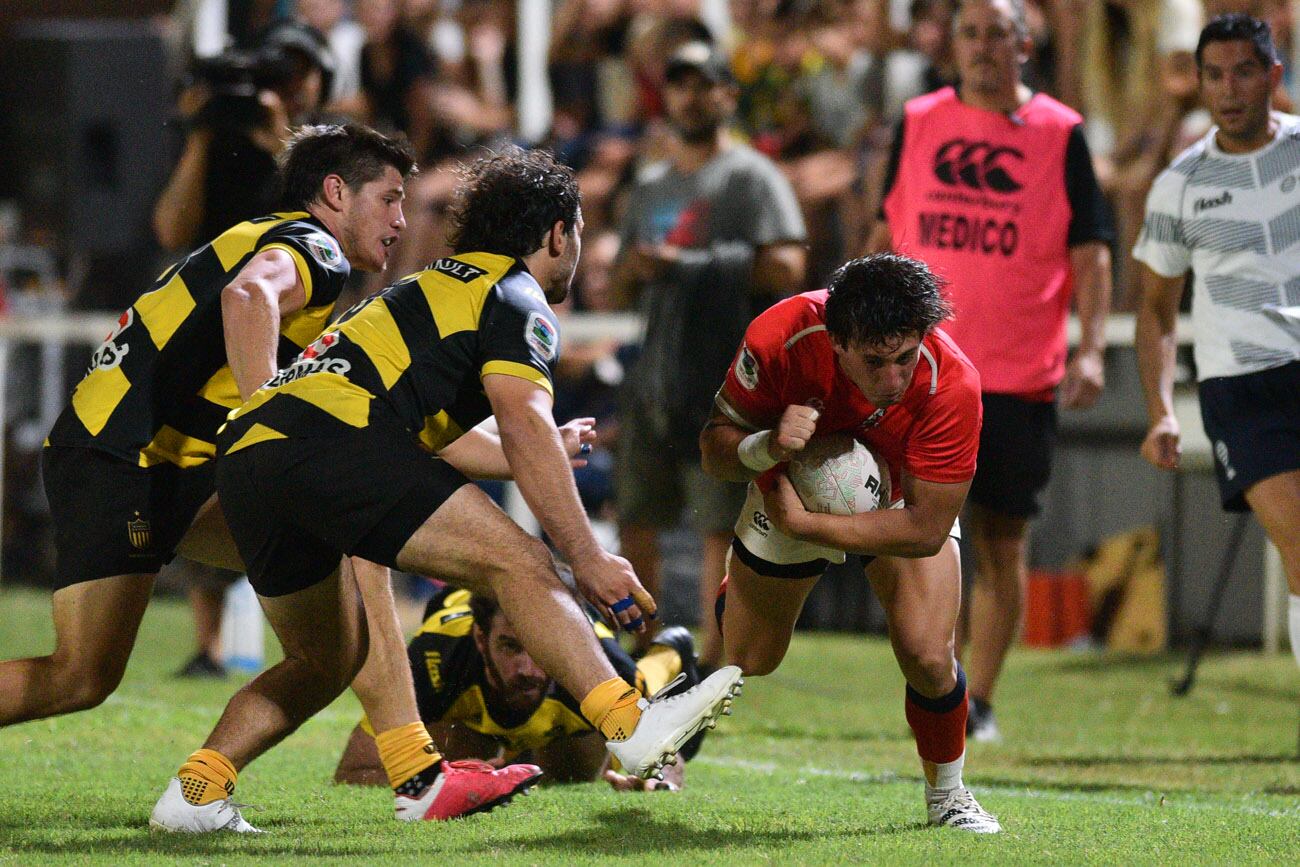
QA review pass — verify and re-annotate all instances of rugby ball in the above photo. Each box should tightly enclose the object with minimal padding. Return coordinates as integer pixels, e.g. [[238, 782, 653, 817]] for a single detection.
[[786, 435, 889, 515]]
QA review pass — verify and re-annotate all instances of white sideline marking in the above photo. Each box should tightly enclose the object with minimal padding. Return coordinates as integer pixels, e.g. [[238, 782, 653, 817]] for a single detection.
[[694, 756, 1300, 819]]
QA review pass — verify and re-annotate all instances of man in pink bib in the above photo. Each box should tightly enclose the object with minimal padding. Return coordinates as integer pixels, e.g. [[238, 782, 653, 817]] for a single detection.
[[867, 0, 1115, 742]]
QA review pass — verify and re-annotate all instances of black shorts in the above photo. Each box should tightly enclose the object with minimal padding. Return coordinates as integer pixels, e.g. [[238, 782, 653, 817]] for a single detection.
[[1199, 360, 1300, 512], [42, 446, 216, 589], [967, 393, 1058, 519], [215, 406, 471, 597]]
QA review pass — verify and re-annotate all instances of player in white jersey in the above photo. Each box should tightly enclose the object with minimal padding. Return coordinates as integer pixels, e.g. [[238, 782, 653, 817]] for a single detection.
[[1133, 13, 1300, 677]]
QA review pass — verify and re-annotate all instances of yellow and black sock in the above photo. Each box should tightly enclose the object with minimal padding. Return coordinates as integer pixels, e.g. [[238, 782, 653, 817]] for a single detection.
[[580, 677, 643, 741], [375, 722, 443, 796], [176, 748, 237, 806], [636, 645, 683, 697]]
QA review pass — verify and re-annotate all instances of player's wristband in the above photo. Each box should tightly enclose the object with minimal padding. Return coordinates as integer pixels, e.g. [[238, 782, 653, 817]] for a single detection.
[[738, 430, 779, 472]]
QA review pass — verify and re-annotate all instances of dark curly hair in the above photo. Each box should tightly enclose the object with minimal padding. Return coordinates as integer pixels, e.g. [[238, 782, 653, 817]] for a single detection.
[[824, 254, 952, 347], [447, 146, 581, 258], [279, 123, 417, 210], [1196, 13, 1277, 70], [468, 593, 501, 635]]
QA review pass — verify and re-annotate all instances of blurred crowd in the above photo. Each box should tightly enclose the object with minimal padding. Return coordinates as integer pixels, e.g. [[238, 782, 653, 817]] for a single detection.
[[144, 0, 1296, 312]]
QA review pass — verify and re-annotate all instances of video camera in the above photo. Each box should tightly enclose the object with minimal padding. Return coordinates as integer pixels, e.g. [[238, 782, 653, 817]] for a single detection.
[[186, 21, 334, 132], [188, 47, 297, 131]]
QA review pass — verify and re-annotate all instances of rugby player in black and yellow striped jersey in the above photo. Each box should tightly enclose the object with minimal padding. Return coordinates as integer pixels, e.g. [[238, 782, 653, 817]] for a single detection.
[[0, 125, 415, 735], [335, 588, 705, 792], [151, 147, 743, 834]]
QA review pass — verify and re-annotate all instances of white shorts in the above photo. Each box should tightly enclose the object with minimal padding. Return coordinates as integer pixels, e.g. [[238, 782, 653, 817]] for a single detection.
[[730, 481, 961, 578]]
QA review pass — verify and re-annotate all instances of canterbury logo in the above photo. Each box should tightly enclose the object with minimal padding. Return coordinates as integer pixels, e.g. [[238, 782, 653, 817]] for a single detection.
[[933, 139, 1024, 193]]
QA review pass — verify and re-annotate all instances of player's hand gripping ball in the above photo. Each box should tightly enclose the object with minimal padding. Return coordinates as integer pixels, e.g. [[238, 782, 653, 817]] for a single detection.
[[785, 434, 890, 515]]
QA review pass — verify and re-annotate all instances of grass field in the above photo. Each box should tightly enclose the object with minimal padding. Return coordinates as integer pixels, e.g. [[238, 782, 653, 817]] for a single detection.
[[2, 586, 1298, 864]]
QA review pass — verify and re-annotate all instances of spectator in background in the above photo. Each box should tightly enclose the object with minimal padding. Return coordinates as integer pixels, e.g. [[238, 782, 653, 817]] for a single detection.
[[1065, 0, 1205, 309], [298, 0, 367, 106], [612, 42, 806, 663], [1133, 13, 1300, 690], [342, 0, 439, 157], [867, 0, 1114, 742], [153, 19, 336, 252]]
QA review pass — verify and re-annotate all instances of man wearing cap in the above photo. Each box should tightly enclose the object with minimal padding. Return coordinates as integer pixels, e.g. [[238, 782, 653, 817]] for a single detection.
[[154, 20, 337, 253], [611, 41, 807, 664]]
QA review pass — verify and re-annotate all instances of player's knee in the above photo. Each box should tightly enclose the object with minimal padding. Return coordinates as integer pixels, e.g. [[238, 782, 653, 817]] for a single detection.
[[899, 646, 955, 695], [726, 642, 783, 677], [61, 661, 126, 713]]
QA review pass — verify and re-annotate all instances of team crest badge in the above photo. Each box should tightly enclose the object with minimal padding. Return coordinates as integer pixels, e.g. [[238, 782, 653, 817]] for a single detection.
[[525, 311, 558, 362], [127, 512, 152, 551], [303, 232, 341, 267], [735, 344, 760, 391]]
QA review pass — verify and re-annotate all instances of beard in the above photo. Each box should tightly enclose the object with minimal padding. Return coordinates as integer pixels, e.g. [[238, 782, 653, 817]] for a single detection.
[[672, 116, 723, 145]]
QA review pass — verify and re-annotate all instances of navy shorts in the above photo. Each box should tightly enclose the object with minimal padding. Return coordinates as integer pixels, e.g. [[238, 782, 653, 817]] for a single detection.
[[42, 446, 215, 589], [1198, 360, 1300, 512], [967, 393, 1058, 519], [215, 403, 471, 597]]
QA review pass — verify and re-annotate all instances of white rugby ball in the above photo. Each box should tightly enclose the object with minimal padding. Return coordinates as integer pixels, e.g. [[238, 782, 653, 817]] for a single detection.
[[786, 434, 889, 515]]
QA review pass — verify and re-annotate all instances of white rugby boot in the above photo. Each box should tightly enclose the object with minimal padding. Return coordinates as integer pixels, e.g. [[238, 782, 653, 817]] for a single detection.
[[926, 785, 1002, 833], [606, 664, 743, 779], [149, 777, 260, 833]]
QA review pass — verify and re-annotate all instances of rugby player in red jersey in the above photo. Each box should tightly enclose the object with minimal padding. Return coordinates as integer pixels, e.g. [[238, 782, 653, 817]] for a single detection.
[[700, 254, 1001, 833]]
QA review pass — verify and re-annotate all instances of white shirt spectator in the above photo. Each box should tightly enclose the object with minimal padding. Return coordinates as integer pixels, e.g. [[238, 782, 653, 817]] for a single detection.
[[1133, 112, 1300, 380]]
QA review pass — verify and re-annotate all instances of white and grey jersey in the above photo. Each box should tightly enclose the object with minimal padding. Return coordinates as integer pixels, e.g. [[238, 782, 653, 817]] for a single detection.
[[1133, 113, 1300, 380]]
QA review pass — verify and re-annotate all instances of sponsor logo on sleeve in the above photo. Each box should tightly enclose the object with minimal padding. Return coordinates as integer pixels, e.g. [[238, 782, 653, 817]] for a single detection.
[[88, 308, 133, 372], [525, 311, 558, 362], [735, 344, 760, 390], [303, 232, 342, 267]]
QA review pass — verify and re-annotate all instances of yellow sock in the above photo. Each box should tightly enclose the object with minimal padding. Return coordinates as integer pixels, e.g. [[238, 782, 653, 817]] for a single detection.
[[636, 645, 683, 697], [374, 722, 442, 790], [581, 677, 643, 741], [176, 748, 237, 806]]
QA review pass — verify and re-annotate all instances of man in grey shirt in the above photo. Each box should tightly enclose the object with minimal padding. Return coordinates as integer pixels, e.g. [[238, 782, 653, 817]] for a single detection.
[[612, 41, 806, 663]]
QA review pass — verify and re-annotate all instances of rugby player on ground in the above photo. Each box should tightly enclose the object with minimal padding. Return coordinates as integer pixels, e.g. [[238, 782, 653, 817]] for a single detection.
[[700, 254, 1001, 833], [334, 588, 706, 792]]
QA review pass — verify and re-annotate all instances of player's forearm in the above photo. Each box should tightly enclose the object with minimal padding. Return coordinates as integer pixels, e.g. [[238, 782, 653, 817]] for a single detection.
[[333, 726, 389, 786], [1135, 296, 1179, 424], [1071, 242, 1112, 356], [437, 423, 512, 480], [153, 132, 209, 251], [498, 404, 601, 564], [797, 507, 951, 559], [699, 420, 763, 482], [221, 280, 282, 401]]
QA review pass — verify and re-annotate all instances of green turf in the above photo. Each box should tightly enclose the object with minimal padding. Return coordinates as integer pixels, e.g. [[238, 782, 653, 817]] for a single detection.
[[1, 586, 1297, 864]]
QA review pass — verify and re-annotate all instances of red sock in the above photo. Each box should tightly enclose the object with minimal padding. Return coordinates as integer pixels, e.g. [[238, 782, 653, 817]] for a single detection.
[[903, 664, 967, 767]]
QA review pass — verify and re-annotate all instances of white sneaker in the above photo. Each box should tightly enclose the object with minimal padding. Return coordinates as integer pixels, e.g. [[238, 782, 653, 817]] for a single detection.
[[926, 785, 1002, 833], [149, 777, 261, 833], [606, 665, 743, 779]]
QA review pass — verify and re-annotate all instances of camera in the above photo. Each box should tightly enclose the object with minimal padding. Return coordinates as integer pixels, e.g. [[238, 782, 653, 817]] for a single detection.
[[188, 47, 297, 131], [185, 21, 334, 133]]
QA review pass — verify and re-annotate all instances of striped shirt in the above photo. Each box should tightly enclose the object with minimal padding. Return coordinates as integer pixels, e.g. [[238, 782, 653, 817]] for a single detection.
[[47, 213, 350, 467], [1133, 113, 1300, 380], [222, 252, 559, 455]]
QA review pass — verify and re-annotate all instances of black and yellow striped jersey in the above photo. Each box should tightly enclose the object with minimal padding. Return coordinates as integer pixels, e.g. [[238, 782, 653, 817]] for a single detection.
[[396, 588, 634, 755], [46, 213, 350, 468], [220, 252, 560, 456]]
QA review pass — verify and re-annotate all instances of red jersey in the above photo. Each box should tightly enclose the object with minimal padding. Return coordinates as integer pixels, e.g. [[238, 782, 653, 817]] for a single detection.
[[883, 88, 1082, 398], [717, 290, 982, 488]]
